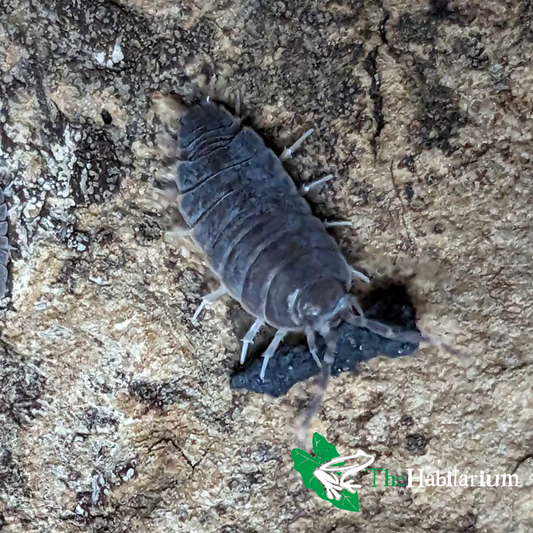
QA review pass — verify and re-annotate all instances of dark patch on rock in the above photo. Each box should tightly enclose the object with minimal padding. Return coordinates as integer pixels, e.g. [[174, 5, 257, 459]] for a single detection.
[[401, 415, 414, 427], [101, 109, 113, 125], [218, 526, 258, 533], [0, 447, 30, 499], [451, 512, 479, 533], [453, 34, 489, 70], [392, 4, 476, 156], [95, 228, 115, 246], [404, 183, 415, 201], [135, 216, 163, 246], [56, 259, 78, 284], [405, 432, 428, 454], [129, 378, 191, 410], [72, 128, 121, 206], [231, 0, 366, 161], [428, 0, 462, 22], [60, 226, 91, 253], [0, 346, 46, 425], [75, 488, 104, 519], [397, 13, 438, 46], [55, 258, 90, 295], [519, 0, 533, 42], [395, 1, 474, 51], [231, 283, 419, 397], [413, 64, 466, 155], [82, 407, 120, 433], [356, 283, 418, 338], [364, 47, 384, 157], [115, 460, 137, 483], [398, 155, 416, 173]]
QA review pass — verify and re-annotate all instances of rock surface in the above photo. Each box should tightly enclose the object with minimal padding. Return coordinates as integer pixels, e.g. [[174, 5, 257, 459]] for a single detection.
[[1, 0, 532, 532]]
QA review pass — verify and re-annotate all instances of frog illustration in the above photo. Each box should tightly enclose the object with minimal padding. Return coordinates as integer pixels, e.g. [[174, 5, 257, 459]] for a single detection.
[[313, 450, 375, 500]]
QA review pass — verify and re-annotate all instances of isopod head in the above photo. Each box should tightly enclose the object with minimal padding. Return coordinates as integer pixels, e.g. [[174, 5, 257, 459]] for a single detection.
[[291, 278, 351, 335]]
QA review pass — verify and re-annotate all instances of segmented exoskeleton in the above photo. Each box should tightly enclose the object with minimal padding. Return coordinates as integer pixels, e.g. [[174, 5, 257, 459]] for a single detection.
[[0, 188, 9, 299], [173, 100, 451, 387]]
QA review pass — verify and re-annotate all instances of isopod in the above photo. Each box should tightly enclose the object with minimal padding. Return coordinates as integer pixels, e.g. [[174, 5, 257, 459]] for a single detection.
[[0, 188, 9, 300], [170, 99, 457, 388]]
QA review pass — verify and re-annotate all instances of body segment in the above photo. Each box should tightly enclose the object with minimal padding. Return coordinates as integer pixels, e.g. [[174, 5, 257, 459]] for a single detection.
[[0, 189, 9, 299]]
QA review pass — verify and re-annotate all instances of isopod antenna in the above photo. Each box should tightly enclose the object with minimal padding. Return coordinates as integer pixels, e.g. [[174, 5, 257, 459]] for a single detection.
[[296, 327, 340, 448], [342, 296, 465, 361]]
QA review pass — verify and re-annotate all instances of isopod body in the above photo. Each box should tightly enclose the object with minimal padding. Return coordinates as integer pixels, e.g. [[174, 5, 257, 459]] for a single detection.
[[173, 100, 450, 384], [176, 101, 353, 349], [169, 99, 458, 435]]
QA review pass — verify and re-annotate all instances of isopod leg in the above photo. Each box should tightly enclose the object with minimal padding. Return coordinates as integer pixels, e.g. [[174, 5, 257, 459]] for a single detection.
[[350, 267, 371, 284], [280, 128, 314, 161], [0, 264, 7, 299], [350, 296, 365, 317], [234, 88, 242, 117], [192, 285, 228, 323], [323, 219, 353, 228], [260, 329, 286, 380], [296, 331, 338, 447], [165, 227, 194, 239], [306, 330, 322, 369], [154, 181, 180, 203], [299, 174, 334, 194], [344, 309, 466, 361], [299, 175, 357, 235], [240, 318, 264, 364]]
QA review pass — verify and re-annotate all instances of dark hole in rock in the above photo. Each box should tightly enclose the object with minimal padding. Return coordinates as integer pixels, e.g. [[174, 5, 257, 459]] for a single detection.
[[231, 282, 420, 397], [405, 432, 428, 454], [101, 109, 113, 125]]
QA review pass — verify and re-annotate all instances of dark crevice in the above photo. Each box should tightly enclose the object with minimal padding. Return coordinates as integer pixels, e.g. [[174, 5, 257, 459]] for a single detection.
[[379, 10, 390, 46], [389, 161, 416, 255], [512, 453, 533, 474], [364, 47, 384, 159], [518, 0, 533, 43], [147, 436, 207, 472]]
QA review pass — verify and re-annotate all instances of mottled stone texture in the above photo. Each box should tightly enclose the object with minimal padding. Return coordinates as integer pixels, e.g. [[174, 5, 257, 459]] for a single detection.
[[0, 0, 532, 532]]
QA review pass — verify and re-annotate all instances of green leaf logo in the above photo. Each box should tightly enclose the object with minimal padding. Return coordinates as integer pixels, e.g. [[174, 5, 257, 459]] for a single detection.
[[291, 432, 375, 512]]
